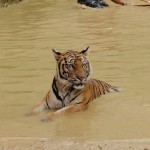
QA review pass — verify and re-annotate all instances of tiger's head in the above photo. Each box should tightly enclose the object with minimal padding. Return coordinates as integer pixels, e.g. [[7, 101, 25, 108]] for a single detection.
[[52, 46, 91, 89]]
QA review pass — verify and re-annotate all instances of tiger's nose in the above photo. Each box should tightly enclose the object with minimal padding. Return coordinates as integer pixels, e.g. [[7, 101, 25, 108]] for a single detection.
[[77, 75, 85, 81]]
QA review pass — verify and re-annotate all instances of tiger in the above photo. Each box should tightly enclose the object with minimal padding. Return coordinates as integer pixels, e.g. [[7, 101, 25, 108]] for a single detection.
[[29, 46, 119, 122]]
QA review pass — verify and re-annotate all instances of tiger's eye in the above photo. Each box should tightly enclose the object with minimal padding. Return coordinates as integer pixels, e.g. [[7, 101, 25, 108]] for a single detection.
[[64, 72, 68, 78], [67, 64, 73, 69]]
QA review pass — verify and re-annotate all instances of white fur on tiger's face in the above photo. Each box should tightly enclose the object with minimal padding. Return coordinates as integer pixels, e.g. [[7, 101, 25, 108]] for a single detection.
[[52, 46, 91, 89]]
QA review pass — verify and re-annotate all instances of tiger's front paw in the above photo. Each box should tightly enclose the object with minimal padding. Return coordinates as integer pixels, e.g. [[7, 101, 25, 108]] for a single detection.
[[25, 111, 38, 117], [41, 114, 55, 122]]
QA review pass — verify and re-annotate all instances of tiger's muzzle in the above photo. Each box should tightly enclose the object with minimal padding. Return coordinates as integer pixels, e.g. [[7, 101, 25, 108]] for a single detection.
[[71, 78, 87, 89]]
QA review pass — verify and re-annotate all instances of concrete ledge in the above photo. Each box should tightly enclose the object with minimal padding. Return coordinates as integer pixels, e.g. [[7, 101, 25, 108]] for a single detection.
[[0, 137, 150, 150]]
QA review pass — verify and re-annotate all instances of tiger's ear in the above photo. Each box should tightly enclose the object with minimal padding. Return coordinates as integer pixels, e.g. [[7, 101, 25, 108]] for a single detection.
[[52, 49, 62, 61], [80, 46, 89, 56]]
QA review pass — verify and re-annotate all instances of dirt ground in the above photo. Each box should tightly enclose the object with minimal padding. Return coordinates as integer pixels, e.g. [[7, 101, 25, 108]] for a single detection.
[[0, 137, 150, 150]]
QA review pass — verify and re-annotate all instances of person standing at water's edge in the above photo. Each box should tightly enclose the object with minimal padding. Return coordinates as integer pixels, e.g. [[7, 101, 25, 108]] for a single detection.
[[78, 0, 129, 8]]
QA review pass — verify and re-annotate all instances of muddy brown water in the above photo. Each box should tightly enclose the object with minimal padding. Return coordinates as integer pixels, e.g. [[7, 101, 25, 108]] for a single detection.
[[0, 0, 150, 141]]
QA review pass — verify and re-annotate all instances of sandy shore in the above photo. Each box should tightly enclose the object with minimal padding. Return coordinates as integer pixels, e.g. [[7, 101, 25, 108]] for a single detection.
[[0, 137, 150, 150]]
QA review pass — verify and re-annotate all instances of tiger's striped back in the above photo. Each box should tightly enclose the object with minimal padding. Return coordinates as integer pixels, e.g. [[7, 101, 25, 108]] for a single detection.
[[82, 79, 120, 105]]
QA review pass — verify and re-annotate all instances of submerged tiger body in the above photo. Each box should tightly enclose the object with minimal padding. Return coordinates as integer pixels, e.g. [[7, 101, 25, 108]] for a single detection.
[[30, 47, 119, 121]]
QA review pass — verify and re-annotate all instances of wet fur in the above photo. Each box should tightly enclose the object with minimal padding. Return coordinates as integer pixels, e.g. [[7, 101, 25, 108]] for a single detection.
[[29, 47, 119, 121]]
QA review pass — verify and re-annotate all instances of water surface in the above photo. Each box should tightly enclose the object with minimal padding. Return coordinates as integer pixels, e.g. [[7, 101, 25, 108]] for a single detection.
[[0, 0, 150, 141]]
